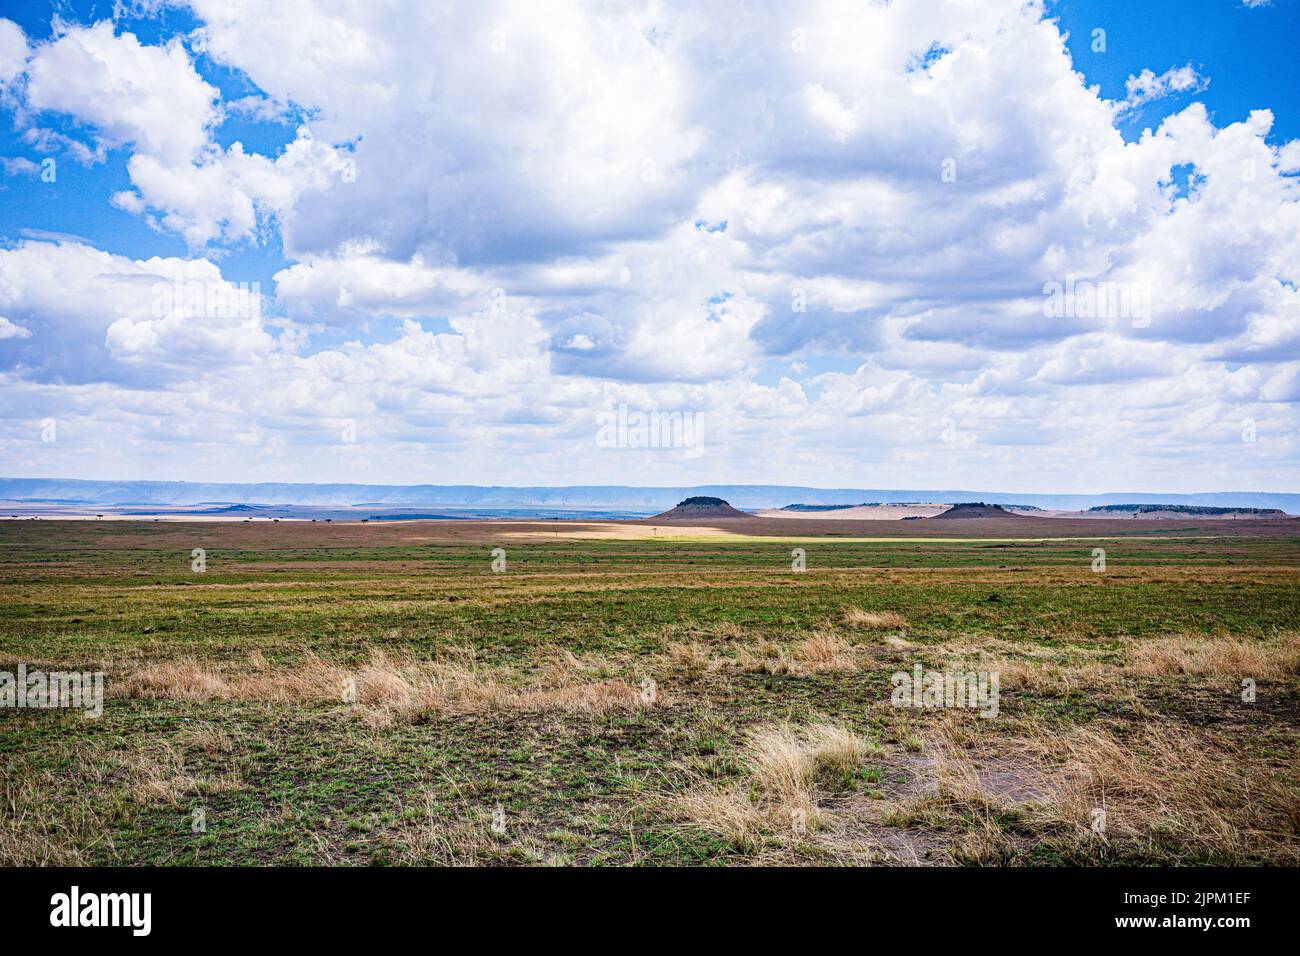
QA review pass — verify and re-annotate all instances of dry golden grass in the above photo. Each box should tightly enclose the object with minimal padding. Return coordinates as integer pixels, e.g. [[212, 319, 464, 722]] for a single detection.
[[356, 656, 414, 707], [927, 634, 1114, 695], [884, 718, 1300, 864], [665, 641, 714, 672], [930, 631, 1300, 696], [748, 722, 870, 801], [711, 621, 745, 641], [0, 737, 243, 866], [117, 651, 351, 703], [662, 721, 876, 849], [1127, 632, 1300, 679], [388, 795, 574, 866], [842, 607, 908, 630], [735, 633, 859, 674], [794, 633, 859, 672], [119, 660, 236, 700], [392, 799, 508, 866], [115, 648, 653, 724], [540, 646, 588, 674], [880, 724, 1056, 864], [123, 742, 246, 806], [1033, 724, 1300, 863], [176, 722, 232, 756], [360, 651, 650, 725], [985, 659, 1087, 694], [513, 680, 645, 713], [0, 769, 97, 866]]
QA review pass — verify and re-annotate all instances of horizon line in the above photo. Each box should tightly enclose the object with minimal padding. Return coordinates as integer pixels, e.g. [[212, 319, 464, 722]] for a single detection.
[[1, 476, 1295, 497]]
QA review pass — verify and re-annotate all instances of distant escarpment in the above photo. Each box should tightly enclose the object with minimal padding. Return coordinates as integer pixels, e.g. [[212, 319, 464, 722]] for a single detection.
[[1088, 504, 1287, 518]]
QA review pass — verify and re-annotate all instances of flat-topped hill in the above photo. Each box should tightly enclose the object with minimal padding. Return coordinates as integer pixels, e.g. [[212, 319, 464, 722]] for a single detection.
[[930, 502, 1025, 520], [649, 496, 754, 520]]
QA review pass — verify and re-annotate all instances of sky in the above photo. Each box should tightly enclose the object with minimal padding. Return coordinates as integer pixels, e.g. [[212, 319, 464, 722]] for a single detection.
[[0, 0, 1297, 493]]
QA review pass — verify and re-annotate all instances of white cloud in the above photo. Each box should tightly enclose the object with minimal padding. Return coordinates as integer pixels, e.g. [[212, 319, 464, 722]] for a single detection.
[[25, 21, 217, 164], [272, 247, 487, 325], [114, 127, 356, 246], [0, 316, 32, 339], [188, 0, 707, 261], [0, 240, 278, 383], [1120, 64, 1209, 114], [0, 18, 26, 86], [0, 155, 38, 176]]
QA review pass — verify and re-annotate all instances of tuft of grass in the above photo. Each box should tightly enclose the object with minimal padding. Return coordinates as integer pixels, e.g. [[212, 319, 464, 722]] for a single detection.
[[792, 633, 858, 673], [1127, 632, 1300, 679], [120, 741, 245, 806], [843, 607, 908, 630], [735, 633, 858, 674], [119, 652, 351, 703], [665, 641, 713, 673], [118, 660, 235, 700], [176, 723, 232, 756], [661, 721, 878, 849], [391, 800, 512, 866]]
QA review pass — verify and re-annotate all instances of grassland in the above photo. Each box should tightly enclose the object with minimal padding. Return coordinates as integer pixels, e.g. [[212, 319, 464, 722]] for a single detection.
[[1, 518, 1297, 866]]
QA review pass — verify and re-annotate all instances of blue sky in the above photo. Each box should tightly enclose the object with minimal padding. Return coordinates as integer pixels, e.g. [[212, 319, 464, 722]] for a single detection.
[[1056, 0, 1300, 142], [0, 1, 1297, 491]]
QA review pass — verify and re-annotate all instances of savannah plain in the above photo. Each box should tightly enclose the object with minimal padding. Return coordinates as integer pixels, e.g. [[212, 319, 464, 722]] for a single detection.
[[2, 515, 1297, 866]]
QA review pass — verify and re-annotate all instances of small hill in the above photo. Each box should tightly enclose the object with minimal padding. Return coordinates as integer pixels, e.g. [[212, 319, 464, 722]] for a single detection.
[[930, 502, 1025, 520], [649, 496, 753, 520]]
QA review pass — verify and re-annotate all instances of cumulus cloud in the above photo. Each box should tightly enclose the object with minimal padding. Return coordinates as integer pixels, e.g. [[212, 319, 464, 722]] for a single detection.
[[112, 128, 356, 246], [272, 246, 489, 325], [187, 0, 712, 262], [0, 18, 26, 86], [25, 21, 217, 164], [1120, 64, 1209, 113], [0, 240, 278, 384]]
